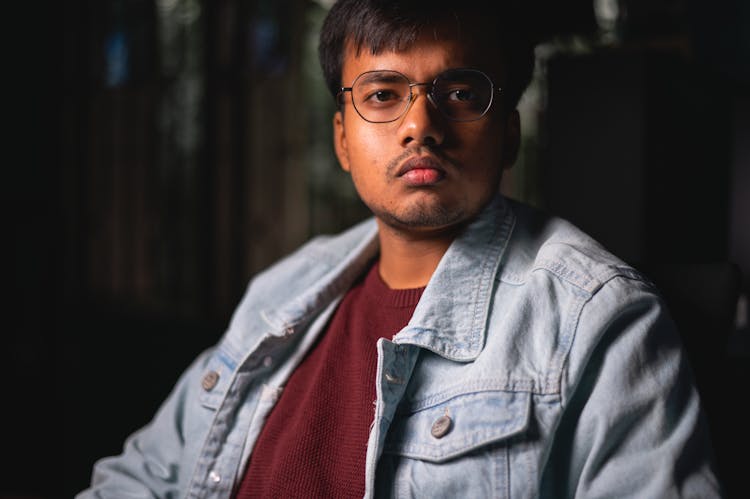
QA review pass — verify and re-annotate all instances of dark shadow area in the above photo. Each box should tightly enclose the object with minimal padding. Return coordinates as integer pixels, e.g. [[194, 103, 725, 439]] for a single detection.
[[58, 301, 224, 496]]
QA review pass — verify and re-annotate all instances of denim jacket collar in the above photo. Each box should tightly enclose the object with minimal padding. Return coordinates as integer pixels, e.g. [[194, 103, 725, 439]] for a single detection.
[[395, 195, 514, 361], [258, 218, 380, 335], [256, 194, 514, 363]]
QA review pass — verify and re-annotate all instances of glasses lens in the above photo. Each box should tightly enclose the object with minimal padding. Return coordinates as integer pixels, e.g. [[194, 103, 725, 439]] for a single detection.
[[351, 71, 410, 123], [432, 69, 494, 122]]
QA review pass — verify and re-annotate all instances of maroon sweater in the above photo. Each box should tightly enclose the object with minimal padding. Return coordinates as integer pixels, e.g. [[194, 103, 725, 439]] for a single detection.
[[233, 261, 424, 498]]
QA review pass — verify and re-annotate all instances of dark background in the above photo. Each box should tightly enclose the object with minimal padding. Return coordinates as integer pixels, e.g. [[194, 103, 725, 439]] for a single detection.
[[3, 1, 748, 498]]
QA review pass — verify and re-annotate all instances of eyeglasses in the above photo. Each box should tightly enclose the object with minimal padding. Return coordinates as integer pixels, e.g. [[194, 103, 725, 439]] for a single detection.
[[338, 68, 500, 124]]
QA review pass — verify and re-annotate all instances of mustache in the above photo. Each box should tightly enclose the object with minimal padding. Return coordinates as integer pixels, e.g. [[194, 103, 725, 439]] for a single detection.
[[385, 146, 458, 176]]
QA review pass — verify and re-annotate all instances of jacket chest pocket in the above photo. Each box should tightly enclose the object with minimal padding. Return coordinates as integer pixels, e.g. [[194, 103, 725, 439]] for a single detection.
[[376, 390, 531, 499]]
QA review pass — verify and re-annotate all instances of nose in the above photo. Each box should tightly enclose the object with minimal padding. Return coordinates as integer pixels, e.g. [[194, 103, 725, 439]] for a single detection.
[[397, 85, 446, 147]]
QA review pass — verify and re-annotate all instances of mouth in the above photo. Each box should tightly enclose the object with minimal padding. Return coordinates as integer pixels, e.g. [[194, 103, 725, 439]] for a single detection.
[[397, 156, 447, 186]]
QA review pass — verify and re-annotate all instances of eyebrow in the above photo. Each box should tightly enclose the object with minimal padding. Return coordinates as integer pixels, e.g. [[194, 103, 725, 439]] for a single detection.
[[356, 71, 407, 85]]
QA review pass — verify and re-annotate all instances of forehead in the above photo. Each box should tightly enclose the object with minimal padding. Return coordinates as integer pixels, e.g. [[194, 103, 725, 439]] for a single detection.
[[342, 28, 505, 84]]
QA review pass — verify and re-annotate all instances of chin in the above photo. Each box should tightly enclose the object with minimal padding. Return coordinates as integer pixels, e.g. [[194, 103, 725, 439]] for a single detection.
[[372, 202, 468, 231]]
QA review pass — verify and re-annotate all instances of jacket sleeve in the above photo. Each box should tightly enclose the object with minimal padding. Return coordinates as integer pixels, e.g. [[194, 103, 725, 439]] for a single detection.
[[75, 347, 215, 499], [543, 275, 723, 498]]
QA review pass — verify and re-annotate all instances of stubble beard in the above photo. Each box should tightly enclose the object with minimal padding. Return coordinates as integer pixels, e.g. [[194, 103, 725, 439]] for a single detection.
[[366, 194, 467, 232]]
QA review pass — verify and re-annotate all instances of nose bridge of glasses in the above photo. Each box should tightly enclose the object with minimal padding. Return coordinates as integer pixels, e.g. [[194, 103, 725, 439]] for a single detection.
[[408, 81, 431, 96], [407, 81, 438, 110]]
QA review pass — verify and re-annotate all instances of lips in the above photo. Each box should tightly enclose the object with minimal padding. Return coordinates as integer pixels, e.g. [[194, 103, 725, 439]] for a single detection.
[[397, 156, 446, 186]]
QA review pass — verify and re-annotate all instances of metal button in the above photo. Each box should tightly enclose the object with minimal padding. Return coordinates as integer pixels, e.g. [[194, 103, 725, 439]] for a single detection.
[[262, 356, 273, 367], [431, 415, 452, 439], [208, 470, 221, 483], [201, 370, 220, 391]]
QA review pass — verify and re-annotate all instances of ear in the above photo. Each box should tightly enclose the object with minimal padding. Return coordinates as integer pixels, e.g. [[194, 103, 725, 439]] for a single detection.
[[333, 110, 351, 172], [501, 109, 521, 169]]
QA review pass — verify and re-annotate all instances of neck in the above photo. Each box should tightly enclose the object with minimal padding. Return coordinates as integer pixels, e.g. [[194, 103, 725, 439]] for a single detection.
[[375, 221, 460, 289]]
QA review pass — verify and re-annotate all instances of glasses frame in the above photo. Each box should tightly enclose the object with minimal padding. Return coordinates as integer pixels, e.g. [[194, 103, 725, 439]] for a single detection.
[[338, 68, 501, 124]]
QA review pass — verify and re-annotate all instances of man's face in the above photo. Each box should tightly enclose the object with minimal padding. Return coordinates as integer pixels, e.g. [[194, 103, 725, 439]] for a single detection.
[[333, 30, 519, 237]]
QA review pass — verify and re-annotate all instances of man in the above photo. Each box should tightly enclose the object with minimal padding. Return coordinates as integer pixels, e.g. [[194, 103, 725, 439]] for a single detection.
[[78, 0, 721, 497]]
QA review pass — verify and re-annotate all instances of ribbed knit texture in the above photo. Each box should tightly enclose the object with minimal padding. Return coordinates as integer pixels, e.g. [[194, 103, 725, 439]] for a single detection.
[[233, 260, 424, 498]]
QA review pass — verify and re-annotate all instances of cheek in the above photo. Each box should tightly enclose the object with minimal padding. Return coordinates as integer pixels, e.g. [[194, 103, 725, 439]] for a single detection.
[[345, 125, 393, 176], [458, 127, 505, 171]]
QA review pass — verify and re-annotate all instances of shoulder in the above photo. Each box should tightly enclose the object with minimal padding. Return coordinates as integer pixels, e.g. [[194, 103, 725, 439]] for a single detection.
[[500, 198, 655, 298]]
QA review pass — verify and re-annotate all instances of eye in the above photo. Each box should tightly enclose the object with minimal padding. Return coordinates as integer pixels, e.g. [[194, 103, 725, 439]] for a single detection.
[[366, 88, 401, 103], [455, 88, 478, 102], [356, 83, 408, 110], [442, 86, 479, 103]]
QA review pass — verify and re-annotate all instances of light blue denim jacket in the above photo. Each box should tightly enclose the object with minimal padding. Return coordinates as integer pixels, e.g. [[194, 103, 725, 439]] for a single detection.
[[78, 195, 721, 498]]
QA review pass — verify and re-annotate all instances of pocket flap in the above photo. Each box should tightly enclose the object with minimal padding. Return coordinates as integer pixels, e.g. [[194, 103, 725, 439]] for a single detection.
[[384, 390, 531, 463]]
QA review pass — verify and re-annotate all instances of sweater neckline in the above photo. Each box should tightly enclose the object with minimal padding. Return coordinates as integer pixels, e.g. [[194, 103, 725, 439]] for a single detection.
[[364, 260, 425, 308]]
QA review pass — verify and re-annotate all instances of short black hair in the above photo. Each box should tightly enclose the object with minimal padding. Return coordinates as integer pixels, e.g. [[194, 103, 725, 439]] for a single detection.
[[318, 0, 536, 111]]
